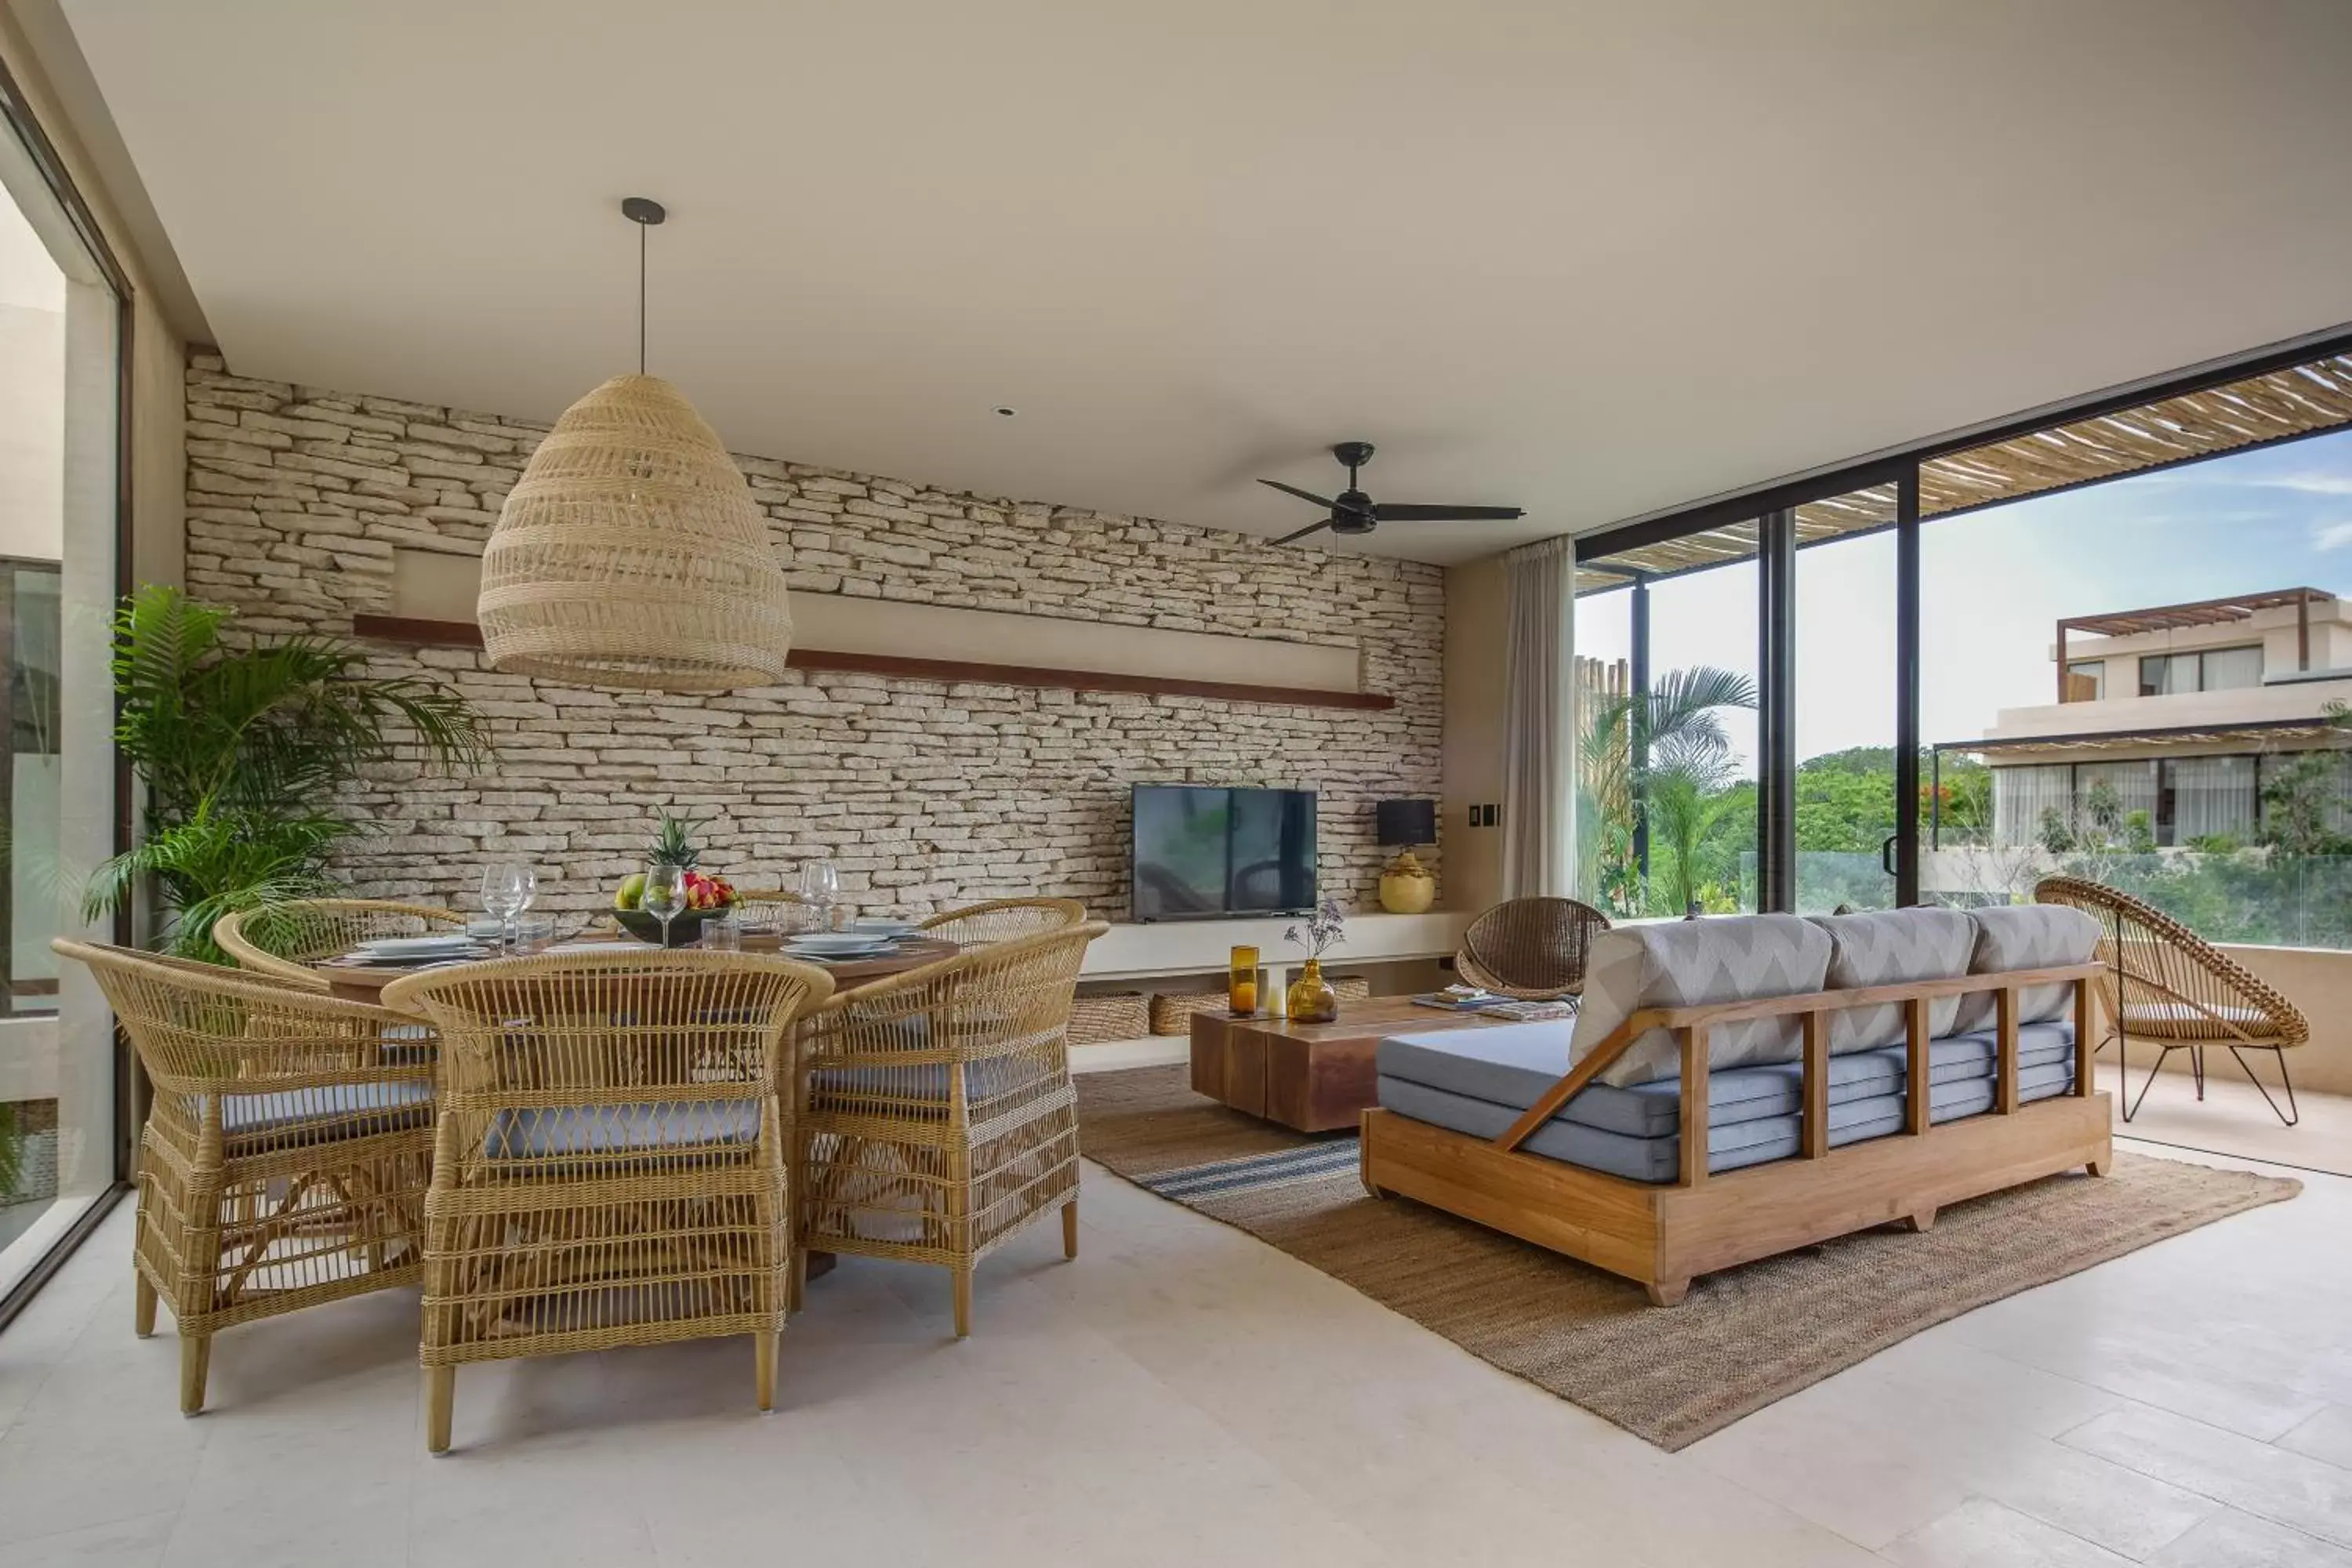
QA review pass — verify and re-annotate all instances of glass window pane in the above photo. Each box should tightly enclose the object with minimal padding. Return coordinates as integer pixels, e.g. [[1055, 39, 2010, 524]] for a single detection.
[[0, 119, 120, 1290], [1574, 529, 1759, 917], [2171, 755, 2257, 844], [2202, 645, 2263, 691]]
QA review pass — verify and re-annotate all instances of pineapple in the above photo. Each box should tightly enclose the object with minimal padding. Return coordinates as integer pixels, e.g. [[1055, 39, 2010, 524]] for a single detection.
[[648, 811, 705, 870]]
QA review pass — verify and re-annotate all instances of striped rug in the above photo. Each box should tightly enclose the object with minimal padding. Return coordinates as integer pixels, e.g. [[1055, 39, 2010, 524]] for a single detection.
[[1139, 1139, 1363, 1203], [1075, 1063, 2299, 1450]]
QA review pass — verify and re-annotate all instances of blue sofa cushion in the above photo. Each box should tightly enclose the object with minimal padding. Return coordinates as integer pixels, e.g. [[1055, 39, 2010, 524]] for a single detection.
[[1378, 1020, 2077, 1141], [1374, 1054, 2076, 1184]]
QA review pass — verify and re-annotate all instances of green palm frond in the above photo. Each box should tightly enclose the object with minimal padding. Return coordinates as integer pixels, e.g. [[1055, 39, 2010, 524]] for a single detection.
[[89, 585, 492, 956]]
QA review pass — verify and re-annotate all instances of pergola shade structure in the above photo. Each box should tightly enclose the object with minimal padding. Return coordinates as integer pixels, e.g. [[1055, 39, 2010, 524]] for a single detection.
[[1578, 350, 2352, 592], [477, 374, 793, 692]]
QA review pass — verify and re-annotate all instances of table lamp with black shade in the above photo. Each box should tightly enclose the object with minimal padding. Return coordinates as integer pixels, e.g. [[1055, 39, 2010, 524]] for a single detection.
[[1374, 798, 1438, 913]]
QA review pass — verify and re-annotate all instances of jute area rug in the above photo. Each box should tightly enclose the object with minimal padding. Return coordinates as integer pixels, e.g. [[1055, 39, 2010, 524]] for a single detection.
[[1075, 1065, 2299, 1450]]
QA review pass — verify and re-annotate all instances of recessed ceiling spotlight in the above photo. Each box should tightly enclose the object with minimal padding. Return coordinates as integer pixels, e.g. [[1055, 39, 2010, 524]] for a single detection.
[[993, 406, 1018, 417]]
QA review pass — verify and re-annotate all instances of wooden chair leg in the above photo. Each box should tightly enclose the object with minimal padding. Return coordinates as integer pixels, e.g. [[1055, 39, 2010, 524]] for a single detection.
[[179, 1334, 212, 1416], [1062, 1200, 1079, 1260], [787, 1247, 808, 1313], [134, 1273, 157, 1339], [755, 1331, 779, 1412], [952, 1267, 973, 1339], [425, 1367, 455, 1455]]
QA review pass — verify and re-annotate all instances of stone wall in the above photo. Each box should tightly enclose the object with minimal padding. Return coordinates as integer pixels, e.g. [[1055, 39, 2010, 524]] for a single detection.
[[183, 354, 1445, 920]]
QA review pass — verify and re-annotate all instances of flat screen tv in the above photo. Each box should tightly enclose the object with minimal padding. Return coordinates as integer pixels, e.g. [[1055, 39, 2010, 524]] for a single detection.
[[1131, 785, 1317, 921]]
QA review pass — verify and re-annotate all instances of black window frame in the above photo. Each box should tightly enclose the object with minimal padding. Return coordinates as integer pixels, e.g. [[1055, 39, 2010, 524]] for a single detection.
[[1573, 324, 2352, 912]]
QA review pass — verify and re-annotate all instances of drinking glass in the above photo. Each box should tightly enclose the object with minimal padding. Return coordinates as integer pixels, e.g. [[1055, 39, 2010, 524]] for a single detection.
[[479, 862, 532, 950], [799, 860, 840, 931], [641, 862, 687, 949], [704, 906, 742, 953]]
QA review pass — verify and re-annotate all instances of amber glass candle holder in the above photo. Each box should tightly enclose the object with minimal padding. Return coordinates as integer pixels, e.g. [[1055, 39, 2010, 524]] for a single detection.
[[1228, 946, 1260, 1015]]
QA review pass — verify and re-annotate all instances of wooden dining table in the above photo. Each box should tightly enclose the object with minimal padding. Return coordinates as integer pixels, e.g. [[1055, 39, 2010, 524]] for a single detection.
[[314, 931, 960, 1005]]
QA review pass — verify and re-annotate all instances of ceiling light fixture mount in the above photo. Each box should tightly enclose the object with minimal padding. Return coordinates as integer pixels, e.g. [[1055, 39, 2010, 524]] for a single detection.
[[474, 196, 795, 692]]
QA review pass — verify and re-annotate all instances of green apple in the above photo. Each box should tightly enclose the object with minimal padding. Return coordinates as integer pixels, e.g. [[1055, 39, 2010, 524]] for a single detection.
[[615, 872, 647, 911]]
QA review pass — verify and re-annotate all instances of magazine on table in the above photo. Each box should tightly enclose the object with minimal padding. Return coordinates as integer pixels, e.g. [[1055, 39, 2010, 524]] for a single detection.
[[1410, 985, 1578, 1022]]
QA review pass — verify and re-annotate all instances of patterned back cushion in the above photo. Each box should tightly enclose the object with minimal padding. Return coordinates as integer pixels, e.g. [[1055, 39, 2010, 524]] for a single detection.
[[1567, 915, 1832, 1087], [1806, 908, 1978, 1051], [1950, 905, 2103, 1033]]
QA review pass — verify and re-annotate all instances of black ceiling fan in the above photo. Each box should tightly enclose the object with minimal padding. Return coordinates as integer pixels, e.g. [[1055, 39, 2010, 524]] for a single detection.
[[1258, 441, 1525, 546]]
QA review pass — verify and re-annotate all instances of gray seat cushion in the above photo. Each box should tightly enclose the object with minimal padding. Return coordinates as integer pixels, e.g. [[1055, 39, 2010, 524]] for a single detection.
[[808, 1053, 1058, 1108], [485, 1100, 761, 1160], [1375, 1037, 2078, 1184], [218, 1079, 435, 1140], [1383, 1022, 1907, 1140], [1378, 1020, 2078, 1142], [1377, 1078, 1911, 1182]]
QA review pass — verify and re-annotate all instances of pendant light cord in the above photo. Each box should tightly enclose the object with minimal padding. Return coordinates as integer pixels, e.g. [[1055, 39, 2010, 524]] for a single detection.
[[637, 219, 648, 376]]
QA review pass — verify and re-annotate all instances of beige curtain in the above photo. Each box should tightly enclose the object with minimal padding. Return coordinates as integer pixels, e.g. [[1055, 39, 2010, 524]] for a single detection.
[[1500, 536, 1576, 898]]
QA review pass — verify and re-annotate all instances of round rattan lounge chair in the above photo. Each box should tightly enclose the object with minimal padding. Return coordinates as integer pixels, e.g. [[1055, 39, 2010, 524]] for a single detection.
[[216, 898, 466, 992], [1453, 897, 1613, 1001], [52, 939, 437, 1414], [917, 897, 1087, 950], [2034, 876, 2307, 1126]]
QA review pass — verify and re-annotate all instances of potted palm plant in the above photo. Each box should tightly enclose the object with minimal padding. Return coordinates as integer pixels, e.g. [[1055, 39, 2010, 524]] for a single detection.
[[82, 586, 492, 961]]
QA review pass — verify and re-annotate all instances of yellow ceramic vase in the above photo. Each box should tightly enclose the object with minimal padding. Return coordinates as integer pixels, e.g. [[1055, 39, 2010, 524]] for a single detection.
[[1378, 849, 1436, 914]]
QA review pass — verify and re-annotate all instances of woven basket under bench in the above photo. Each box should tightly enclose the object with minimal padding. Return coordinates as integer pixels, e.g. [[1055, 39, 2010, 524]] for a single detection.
[[1069, 990, 1149, 1045]]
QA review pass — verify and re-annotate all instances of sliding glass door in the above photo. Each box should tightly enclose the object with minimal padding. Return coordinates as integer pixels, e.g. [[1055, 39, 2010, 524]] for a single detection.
[[0, 83, 123, 1298]]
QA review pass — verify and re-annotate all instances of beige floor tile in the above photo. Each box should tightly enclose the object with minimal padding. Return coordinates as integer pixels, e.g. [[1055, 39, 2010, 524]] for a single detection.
[[2284, 1407, 2352, 1472], [0, 1511, 176, 1568], [2063, 1405, 2352, 1548], [1884, 1497, 2134, 1567], [2152, 1507, 2352, 1567]]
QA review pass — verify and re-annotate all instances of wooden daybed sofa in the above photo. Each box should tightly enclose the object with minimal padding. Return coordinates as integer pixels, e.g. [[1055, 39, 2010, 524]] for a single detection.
[[1359, 906, 2111, 1305]]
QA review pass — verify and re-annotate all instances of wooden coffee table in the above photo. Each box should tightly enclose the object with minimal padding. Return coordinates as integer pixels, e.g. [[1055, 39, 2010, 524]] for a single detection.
[[1190, 996, 1511, 1134]]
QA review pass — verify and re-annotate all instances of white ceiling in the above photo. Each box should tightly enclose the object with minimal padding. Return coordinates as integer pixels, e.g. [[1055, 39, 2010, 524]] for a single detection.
[[56, 0, 2352, 564]]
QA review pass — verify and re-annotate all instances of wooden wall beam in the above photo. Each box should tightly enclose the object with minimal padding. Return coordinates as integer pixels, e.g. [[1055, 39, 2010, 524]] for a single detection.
[[349, 614, 1395, 712]]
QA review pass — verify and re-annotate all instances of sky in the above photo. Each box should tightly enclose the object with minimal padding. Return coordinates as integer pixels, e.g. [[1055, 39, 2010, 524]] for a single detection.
[[1575, 425, 2352, 775]]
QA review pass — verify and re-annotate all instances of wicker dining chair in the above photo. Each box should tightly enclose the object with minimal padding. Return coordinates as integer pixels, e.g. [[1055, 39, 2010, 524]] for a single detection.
[[916, 897, 1087, 949], [2034, 876, 2307, 1125], [1453, 897, 1613, 1000], [381, 948, 833, 1454], [794, 922, 1106, 1337], [216, 898, 467, 992], [52, 939, 437, 1414]]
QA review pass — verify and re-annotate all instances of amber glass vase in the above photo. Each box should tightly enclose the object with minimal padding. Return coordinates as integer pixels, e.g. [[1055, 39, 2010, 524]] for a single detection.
[[1228, 946, 1259, 1015], [1286, 957, 1339, 1024]]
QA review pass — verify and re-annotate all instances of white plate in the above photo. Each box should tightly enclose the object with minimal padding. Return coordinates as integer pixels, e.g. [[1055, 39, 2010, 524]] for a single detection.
[[844, 918, 918, 938], [354, 937, 483, 958], [786, 938, 891, 958]]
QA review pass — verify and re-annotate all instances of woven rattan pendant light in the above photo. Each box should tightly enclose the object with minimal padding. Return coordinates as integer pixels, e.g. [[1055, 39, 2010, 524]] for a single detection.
[[477, 198, 792, 691]]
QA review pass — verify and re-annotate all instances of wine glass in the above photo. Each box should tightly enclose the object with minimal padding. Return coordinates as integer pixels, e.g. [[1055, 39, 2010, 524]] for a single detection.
[[479, 862, 532, 950], [799, 859, 840, 931], [641, 862, 686, 949]]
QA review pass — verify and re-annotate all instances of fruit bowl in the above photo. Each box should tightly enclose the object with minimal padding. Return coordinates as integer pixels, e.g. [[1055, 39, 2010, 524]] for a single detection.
[[615, 907, 726, 948]]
